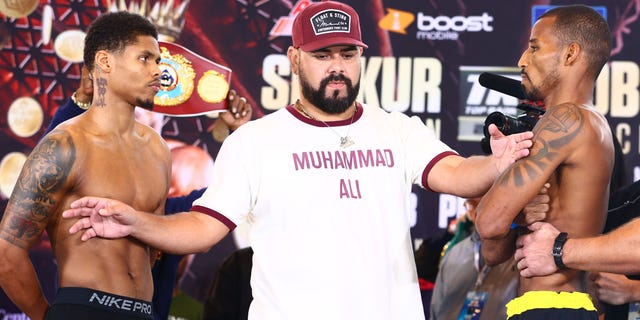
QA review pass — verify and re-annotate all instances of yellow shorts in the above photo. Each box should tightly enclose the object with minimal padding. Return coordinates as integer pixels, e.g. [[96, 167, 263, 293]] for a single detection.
[[506, 291, 597, 320]]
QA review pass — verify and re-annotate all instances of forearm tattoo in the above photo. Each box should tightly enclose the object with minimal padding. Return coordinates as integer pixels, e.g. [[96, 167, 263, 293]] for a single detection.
[[0, 132, 76, 249], [497, 103, 583, 187]]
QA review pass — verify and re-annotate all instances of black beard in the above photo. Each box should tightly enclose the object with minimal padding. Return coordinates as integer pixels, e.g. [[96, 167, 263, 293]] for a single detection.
[[523, 86, 544, 102], [136, 98, 155, 110], [300, 72, 359, 115]]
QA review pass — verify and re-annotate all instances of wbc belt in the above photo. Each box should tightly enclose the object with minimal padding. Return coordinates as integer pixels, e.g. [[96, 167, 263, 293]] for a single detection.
[[154, 41, 232, 116]]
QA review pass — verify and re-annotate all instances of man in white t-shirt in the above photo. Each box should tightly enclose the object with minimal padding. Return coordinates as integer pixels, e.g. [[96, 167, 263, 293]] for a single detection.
[[61, 2, 533, 319]]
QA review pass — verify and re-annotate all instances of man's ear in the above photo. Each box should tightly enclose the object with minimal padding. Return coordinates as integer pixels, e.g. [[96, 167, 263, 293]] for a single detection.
[[287, 46, 299, 76], [94, 50, 112, 73], [564, 42, 581, 66]]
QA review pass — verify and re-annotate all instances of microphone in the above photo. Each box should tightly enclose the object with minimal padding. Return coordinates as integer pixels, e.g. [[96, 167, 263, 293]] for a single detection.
[[478, 72, 526, 100]]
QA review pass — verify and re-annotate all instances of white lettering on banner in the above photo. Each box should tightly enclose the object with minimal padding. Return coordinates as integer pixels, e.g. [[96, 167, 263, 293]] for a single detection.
[[380, 57, 412, 112], [594, 64, 608, 114], [635, 166, 640, 182], [614, 122, 632, 154], [0, 309, 29, 320], [438, 194, 462, 229], [359, 57, 443, 113], [416, 13, 494, 32], [413, 58, 442, 113], [261, 54, 291, 110], [416, 31, 458, 41], [594, 61, 640, 117], [260, 55, 443, 114], [611, 61, 639, 117], [594, 61, 640, 168], [465, 73, 519, 107]]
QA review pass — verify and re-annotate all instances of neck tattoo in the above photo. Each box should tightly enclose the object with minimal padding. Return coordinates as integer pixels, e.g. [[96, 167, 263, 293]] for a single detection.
[[296, 99, 356, 148]]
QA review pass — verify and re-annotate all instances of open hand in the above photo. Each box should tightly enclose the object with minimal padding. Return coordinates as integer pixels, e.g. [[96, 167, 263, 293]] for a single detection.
[[488, 124, 533, 172], [62, 197, 137, 241]]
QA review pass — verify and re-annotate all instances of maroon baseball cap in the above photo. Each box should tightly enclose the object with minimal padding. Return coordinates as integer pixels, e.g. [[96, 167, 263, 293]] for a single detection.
[[292, 1, 368, 51]]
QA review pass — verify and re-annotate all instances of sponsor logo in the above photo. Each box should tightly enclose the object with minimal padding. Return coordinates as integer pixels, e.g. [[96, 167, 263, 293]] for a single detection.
[[378, 8, 415, 34], [416, 12, 494, 41], [457, 66, 520, 141], [89, 292, 152, 315], [0, 309, 29, 320]]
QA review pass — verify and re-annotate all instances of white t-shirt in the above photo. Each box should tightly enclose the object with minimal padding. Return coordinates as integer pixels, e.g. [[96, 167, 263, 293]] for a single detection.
[[192, 103, 456, 320]]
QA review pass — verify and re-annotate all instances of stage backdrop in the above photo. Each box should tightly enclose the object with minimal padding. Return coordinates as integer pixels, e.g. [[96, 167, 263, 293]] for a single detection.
[[1, 0, 639, 316]]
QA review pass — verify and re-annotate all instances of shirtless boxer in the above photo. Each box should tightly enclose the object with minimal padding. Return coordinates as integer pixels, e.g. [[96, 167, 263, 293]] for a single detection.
[[59, 2, 536, 319], [0, 12, 168, 320], [474, 5, 614, 319]]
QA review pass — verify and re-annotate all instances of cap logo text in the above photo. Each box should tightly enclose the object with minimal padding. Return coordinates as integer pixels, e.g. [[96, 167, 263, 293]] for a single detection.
[[310, 9, 351, 35]]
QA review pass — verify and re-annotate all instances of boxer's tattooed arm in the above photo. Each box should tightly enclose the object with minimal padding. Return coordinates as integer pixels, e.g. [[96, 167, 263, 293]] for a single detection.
[[496, 103, 583, 187], [0, 132, 76, 249]]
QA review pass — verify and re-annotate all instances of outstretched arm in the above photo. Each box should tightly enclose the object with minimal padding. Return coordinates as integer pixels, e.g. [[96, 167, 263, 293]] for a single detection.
[[63, 196, 231, 254], [427, 124, 533, 197], [516, 219, 640, 277], [590, 272, 640, 305]]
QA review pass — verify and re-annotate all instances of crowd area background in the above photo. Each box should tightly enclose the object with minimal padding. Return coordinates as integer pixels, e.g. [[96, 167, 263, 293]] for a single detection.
[[0, 0, 639, 316]]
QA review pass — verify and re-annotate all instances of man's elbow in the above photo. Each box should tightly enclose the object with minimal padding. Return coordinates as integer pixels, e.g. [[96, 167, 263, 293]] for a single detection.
[[482, 251, 509, 266], [197, 216, 233, 253], [475, 217, 509, 241]]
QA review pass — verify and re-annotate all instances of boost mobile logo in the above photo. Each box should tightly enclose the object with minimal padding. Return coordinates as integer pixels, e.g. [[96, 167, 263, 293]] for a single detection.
[[378, 8, 415, 34], [416, 12, 494, 40]]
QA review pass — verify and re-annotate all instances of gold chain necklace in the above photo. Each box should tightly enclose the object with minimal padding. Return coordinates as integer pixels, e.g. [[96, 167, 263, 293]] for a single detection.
[[296, 99, 356, 148]]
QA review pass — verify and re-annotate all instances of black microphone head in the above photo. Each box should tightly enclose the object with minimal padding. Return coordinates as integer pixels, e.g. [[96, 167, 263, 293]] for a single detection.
[[478, 72, 526, 100]]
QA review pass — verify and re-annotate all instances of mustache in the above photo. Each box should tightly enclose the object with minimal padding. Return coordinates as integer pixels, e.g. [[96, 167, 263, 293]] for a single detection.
[[320, 73, 352, 87]]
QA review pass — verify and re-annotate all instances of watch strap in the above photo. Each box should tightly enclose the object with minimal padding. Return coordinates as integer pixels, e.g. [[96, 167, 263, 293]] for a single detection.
[[552, 232, 568, 270]]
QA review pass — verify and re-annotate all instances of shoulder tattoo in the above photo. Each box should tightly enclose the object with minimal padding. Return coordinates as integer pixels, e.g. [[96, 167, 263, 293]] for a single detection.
[[497, 103, 583, 187], [0, 132, 76, 248]]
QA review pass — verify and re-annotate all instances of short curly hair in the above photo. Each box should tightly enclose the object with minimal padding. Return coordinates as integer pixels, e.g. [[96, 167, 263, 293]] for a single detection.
[[83, 11, 158, 72]]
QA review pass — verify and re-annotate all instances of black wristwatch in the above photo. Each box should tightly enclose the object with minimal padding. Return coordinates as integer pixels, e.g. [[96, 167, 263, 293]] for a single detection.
[[552, 232, 568, 270]]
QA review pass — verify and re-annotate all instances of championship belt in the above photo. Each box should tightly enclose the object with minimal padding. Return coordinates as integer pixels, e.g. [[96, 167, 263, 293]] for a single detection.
[[154, 41, 232, 116]]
